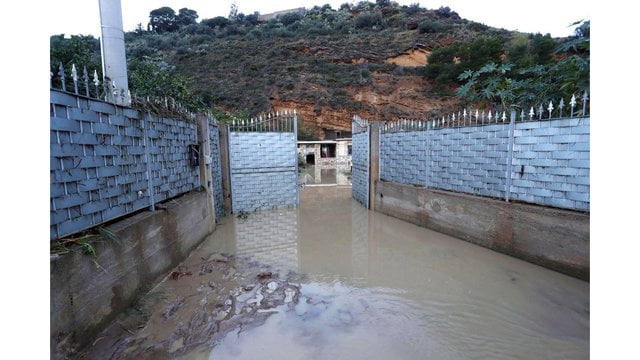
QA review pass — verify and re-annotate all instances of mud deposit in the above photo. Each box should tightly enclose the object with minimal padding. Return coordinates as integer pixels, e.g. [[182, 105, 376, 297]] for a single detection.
[[81, 187, 589, 359]]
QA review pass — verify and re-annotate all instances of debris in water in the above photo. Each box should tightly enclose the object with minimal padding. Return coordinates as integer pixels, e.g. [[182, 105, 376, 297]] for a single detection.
[[257, 271, 273, 283], [162, 296, 185, 319], [169, 267, 192, 280]]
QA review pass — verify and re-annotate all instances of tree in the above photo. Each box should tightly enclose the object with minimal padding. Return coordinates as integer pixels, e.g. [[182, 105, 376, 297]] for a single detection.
[[128, 57, 204, 110], [149, 7, 178, 33], [456, 21, 589, 108], [177, 8, 198, 27], [50, 34, 101, 73], [203, 16, 231, 29]]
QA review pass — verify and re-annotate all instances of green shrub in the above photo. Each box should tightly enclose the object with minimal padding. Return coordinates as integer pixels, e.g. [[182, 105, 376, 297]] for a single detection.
[[354, 11, 383, 29], [203, 16, 230, 29], [279, 12, 303, 26], [418, 19, 445, 33], [467, 21, 489, 32]]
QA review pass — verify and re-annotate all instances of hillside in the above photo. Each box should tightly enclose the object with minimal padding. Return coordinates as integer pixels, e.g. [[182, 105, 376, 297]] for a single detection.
[[50, 2, 588, 139]]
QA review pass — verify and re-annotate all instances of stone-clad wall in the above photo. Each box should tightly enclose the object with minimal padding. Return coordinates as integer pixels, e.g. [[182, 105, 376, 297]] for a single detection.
[[50, 90, 201, 239], [429, 124, 510, 199], [229, 132, 298, 212], [378, 117, 590, 211], [510, 117, 590, 211], [380, 130, 427, 186]]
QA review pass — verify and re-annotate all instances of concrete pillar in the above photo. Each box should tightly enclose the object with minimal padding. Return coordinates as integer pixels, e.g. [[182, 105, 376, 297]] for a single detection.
[[369, 122, 380, 211], [218, 125, 232, 215], [98, 0, 129, 105], [197, 115, 216, 231]]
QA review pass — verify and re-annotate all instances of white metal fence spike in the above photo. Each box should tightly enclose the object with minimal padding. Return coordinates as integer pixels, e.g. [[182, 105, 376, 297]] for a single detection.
[[71, 64, 79, 95], [58, 62, 66, 91], [548, 100, 554, 118], [538, 104, 544, 120], [529, 106, 534, 120], [82, 66, 89, 96], [502, 111, 507, 122], [582, 91, 589, 115]]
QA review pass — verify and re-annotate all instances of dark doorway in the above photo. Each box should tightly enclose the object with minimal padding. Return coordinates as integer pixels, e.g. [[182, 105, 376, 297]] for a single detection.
[[306, 153, 315, 164]]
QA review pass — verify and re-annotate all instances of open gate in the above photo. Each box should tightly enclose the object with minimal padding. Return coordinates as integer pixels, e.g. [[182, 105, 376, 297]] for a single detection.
[[228, 112, 299, 213], [351, 115, 370, 208]]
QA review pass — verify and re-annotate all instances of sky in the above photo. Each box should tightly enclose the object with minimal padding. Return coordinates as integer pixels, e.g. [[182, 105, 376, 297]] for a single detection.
[[52, 0, 589, 38]]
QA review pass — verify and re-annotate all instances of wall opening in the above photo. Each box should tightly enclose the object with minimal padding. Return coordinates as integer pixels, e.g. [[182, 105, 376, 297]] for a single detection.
[[306, 153, 315, 164]]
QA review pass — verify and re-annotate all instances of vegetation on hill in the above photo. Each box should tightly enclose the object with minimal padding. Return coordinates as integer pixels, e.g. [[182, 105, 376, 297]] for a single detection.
[[50, 1, 589, 127]]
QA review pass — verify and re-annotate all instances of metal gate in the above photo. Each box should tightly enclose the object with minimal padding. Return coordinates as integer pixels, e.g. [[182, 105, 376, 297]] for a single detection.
[[228, 112, 299, 213], [351, 115, 370, 208]]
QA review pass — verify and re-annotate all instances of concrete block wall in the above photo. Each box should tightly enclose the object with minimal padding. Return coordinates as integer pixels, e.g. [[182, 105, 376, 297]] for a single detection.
[[429, 124, 510, 199], [229, 132, 298, 212], [380, 130, 427, 186], [510, 117, 590, 211], [377, 117, 590, 211], [352, 131, 369, 208], [50, 90, 200, 239], [209, 124, 224, 218]]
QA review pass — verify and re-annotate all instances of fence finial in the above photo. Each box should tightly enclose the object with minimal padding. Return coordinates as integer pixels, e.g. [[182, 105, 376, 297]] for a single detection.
[[547, 100, 554, 119], [58, 62, 66, 91], [81, 66, 89, 96], [582, 91, 589, 115], [538, 104, 543, 120], [71, 64, 79, 94], [570, 94, 577, 117], [502, 111, 506, 123], [558, 98, 565, 117], [487, 110, 492, 122]]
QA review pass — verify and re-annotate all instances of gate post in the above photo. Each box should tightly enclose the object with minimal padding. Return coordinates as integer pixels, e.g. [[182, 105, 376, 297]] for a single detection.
[[294, 111, 300, 207], [197, 115, 216, 230], [218, 124, 232, 215], [369, 122, 380, 211]]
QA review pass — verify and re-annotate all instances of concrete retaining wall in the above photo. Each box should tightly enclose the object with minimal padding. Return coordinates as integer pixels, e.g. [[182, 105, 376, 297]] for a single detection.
[[374, 180, 589, 280], [50, 190, 215, 358]]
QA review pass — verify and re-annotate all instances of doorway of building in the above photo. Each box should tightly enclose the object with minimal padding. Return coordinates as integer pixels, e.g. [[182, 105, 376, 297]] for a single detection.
[[306, 153, 315, 165]]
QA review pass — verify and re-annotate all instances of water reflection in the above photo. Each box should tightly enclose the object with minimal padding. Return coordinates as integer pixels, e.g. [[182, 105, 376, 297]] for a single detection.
[[208, 187, 589, 359], [299, 165, 351, 186]]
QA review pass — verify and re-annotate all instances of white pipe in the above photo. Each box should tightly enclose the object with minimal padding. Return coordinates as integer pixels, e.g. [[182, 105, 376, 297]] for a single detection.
[[98, 0, 129, 105]]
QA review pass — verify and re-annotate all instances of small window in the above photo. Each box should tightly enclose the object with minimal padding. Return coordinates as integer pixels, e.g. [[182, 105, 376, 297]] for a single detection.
[[348, 145, 352, 155], [321, 144, 336, 158]]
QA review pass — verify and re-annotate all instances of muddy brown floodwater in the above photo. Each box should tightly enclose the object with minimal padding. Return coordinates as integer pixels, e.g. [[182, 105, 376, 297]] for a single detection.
[[82, 187, 589, 360]]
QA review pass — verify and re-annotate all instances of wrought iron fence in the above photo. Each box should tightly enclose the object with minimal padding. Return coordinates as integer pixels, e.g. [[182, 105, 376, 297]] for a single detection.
[[381, 92, 590, 133], [229, 110, 297, 132]]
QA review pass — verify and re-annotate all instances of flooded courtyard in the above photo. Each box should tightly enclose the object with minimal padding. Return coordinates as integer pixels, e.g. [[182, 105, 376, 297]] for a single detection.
[[84, 186, 589, 359]]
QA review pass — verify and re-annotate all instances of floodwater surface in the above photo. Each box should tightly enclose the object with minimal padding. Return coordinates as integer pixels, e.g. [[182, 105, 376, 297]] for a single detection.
[[84, 187, 589, 359]]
